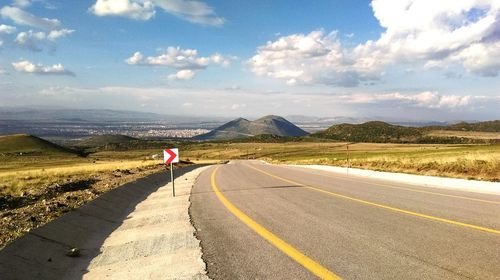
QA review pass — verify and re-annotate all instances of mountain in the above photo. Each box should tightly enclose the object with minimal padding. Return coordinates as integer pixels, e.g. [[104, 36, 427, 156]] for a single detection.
[[0, 134, 77, 155], [313, 121, 422, 142], [194, 115, 309, 140], [75, 134, 138, 148]]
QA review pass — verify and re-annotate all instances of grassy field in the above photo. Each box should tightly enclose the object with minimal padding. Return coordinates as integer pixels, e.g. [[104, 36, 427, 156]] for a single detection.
[[182, 142, 500, 181], [426, 130, 500, 140], [1, 134, 499, 248]]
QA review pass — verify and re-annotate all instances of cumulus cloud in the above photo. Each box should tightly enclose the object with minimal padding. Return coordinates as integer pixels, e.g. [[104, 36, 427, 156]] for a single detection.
[[168, 69, 195, 80], [11, 60, 74, 76], [126, 46, 231, 80], [249, 1, 500, 86], [90, 0, 155, 20], [47, 28, 74, 40], [89, 0, 224, 26], [361, 0, 500, 77], [0, 6, 60, 30], [248, 30, 379, 87], [0, 24, 16, 34], [14, 29, 74, 51]]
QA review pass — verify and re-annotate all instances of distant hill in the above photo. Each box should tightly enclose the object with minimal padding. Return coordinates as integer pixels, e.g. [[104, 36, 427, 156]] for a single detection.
[[313, 120, 499, 143], [437, 120, 500, 132], [313, 121, 422, 143], [0, 134, 77, 155], [75, 134, 138, 148], [194, 115, 308, 140]]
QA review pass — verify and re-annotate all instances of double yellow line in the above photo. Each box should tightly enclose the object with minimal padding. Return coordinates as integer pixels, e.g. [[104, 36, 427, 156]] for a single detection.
[[210, 166, 341, 280]]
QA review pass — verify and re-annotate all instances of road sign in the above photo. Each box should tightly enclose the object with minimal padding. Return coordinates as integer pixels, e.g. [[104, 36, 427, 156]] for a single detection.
[[164, 148, 179, 164], [163, 148, 179, 197]]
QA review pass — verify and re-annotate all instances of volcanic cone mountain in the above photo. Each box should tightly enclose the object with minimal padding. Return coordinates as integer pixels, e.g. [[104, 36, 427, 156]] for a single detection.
[[194, 115, 308, 140]]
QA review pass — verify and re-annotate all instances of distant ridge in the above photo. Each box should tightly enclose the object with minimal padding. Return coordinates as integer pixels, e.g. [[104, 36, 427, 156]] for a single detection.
[[313, 120, 500, 143], [436, 120, 500, 132], [194, 115, 308, 140], [313, 121, 422, 142], [0, 134, 77, 155]]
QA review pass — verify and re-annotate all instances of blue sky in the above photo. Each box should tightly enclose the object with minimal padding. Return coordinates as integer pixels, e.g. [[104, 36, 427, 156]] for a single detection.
[[1, 0, 499, 121]]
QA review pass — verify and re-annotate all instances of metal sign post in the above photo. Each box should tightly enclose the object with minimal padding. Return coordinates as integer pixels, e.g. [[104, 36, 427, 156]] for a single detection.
[[164, 148, 179, 197], [346, 144, 350, 176], [170, 163, 175, 197]]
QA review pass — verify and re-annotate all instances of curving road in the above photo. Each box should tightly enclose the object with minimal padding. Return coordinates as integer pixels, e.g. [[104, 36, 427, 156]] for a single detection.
[[190, 160, 500, 280]]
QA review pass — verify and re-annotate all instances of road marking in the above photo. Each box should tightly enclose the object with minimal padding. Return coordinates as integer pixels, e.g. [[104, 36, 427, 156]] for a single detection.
[[246, 164, 500, 235], [210, 166, 341, 280], [293, 167, 500, 205]]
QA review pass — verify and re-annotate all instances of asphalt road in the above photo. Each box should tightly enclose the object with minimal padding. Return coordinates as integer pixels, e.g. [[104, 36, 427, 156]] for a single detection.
[[190, 160, 500, 280]]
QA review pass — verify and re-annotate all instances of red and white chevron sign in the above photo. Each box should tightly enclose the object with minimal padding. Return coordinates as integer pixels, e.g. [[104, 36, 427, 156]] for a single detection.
[[163, 148, 179, 164]]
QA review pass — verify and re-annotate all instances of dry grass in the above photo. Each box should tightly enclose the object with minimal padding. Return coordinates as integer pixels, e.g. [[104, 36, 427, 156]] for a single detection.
[[184, 142, 500, 181], [0, 159, 163, 196], [426, 130, 500, 140]]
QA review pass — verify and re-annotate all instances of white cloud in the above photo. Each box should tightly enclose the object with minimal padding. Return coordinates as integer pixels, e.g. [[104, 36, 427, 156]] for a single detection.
[[12, 60, 74, 76], [0, 6, 60, 30], [248, 30, 379, 87], [90, 0, 155, 21], [361, 0, 500, 77], [249, 1, 500, 86], [90, 0, 224, 26], [14, 30, 46, 51], [125, 51, 143, 64], [231, 103, 246, 110], [153, 0, 224, 26], [47, 28, 74, 40], [126, 46, 231, 80], [168, 69, 195, 80], [14, 29, 74, 51], [12, 0, 32, 8], [338, 91, 473, 109], [0, 24, 16, 34]]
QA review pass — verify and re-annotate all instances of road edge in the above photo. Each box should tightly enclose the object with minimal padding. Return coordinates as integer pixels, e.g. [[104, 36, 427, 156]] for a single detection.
[[287, 164, 500, 195]]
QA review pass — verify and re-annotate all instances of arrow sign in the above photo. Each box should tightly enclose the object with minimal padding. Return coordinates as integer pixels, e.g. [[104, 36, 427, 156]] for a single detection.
[[164, 148, 179, 164]]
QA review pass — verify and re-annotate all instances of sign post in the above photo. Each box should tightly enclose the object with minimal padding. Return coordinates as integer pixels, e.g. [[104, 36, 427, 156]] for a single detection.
[[163, 148, 179, 197], [346, 144, 350, 176]]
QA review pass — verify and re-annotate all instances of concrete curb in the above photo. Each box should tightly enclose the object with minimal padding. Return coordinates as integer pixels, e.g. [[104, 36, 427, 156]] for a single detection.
[[287, 164, 500, 195], [0, 165, 212, 280]]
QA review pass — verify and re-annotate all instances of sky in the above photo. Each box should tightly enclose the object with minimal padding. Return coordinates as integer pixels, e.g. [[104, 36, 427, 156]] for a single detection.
[[0, 0, 499, 121]]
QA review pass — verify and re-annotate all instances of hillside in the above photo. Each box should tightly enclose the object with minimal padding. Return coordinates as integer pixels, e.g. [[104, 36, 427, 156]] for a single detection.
[[438, 120, 500, 132], [75, 134, 138, 148], [313, 121, 423, 143], [0, 134, 76, 155], [313, 120, 500, 143], [194, 115, 308, 141]]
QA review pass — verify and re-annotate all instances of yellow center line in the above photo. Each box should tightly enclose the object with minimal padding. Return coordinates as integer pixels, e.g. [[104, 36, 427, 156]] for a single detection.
[[246, 164, 500, 235], [300, 167, 500, 205], [210, 166, 341, 280]]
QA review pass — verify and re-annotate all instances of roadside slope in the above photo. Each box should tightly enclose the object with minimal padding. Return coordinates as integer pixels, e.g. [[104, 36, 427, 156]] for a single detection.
[[0, 165, 210, 280]]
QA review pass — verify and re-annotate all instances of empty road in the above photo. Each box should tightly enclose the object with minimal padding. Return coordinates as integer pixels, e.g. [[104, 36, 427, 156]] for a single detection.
[[190, 160, 500, 279]]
